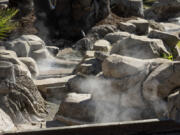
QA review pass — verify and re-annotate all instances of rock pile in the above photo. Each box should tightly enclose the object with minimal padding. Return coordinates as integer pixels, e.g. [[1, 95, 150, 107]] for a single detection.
[[1, 0, 180, 132], [54, 14, 180, 124]]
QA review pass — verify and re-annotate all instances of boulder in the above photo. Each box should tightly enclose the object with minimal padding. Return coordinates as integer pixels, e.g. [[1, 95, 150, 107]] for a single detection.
[[19, 57, 39, 78], [30, 49, 52, 62], [111, 0, 144, 17], [143, 61, 180, 99], [47, 0, 110, 40], [5, 35, 47, 60], [93, 40, 111, 52], [111, 34, 169, 59], [94, 51, 109, 61], [75, 37, 93, 53], [5, 40, 30, 57], [55, 92, 95, 123], [118, 22, 136, 33], [0, 108, 15, 132], [46, 46, 59, 56], [88, 25, 118, 40], [102, 54, 169, 79], [145, 0, 180, 21], [128, 18, 149, 35], [148, 20, 165, 31], [73, 58, 102, 75], [67, 75, 86, 93], [148, 30, 180, 49], [0, 50, 31, 77], [34, 75, 75, 92], [168, 91, 180, 121], [104, 31, 130, 44]]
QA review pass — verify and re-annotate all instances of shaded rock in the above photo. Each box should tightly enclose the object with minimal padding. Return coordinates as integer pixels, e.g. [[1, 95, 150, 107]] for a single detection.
[[118, 22, 136, 33], [145, 0, 180, 21], [88, 24, 118, 40], [73, 58, 102, 75], [75, 37, 93, 53], [148, 20, 165, 31], [168, 91, 180, 121], [55, 92, 95, 123], [67, 75, 85, 93], [9, 0, 34, 17], [143, 61, 180, 99], [111, 34, 169, 59], [128, 18, 149, 35], [30, 49, 52, 62], [50, 0, 110, 40], [93, 40, 111, 52], [104, 31, 130, 44], [19, 57, 39, 78], [46, 46, 59, 56], [95, 51, 109, 61], [148, 30, 180, 49], [111, 0, 144, 17]]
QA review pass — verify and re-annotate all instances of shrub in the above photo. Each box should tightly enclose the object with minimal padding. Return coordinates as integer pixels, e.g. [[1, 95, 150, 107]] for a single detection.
[[0, 8, 18, 40]]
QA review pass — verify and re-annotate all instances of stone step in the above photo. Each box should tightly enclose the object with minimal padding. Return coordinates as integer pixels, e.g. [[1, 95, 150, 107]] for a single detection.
[[34, 75, 75, 91]]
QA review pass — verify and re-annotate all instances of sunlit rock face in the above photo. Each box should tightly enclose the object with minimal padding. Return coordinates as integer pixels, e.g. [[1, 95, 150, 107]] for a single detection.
[[0, 108, 15, 132]]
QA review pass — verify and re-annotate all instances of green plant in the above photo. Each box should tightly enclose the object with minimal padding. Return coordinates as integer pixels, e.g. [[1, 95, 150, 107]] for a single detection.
[[162, 53, 173, 61], [0, 8, 18, 40], [176, 41, 180, 48]]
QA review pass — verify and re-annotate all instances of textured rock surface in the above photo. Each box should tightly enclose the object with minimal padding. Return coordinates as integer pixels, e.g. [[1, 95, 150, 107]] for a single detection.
[[104, 31, 130, 44], [56, 93, 95, 123], [111, 35, 169, 59], [143, 61, 180, 99], [19, 57, 39, 78], [0, 108, 15, 132], [111, 0, 144, 17], [148, 30, 180, 49]]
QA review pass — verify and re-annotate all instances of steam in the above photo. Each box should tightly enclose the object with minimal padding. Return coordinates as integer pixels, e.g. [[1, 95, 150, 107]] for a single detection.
[[78, 76, 167, 123]]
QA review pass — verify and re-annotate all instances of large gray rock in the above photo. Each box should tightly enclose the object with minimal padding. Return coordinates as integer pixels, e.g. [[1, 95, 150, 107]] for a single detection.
[[148, 30, 180, 49], [88, 25, 118, 40], [111, 0, 144, 17], [0, 50, 31, 77], [111, 34, 169, 59], [145, 0, 180, 21], [0, 108, 15, 132], [102, 54, 169, 79], [104, 31, 131, 44], [168, 91, 180, 122], [127, 18, 149, 35], [74, 58, 102, 75], [93, 40, 111, 52], [46, 46, 59, 56], [118, 22, 136, 34], [19, 57, 39, 78], [5, 35, 50, 62], [55, 92, 95, 123], [5, 40, 30, 57], [30, 49, 52, 62], [143, 61, 180, 99]]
